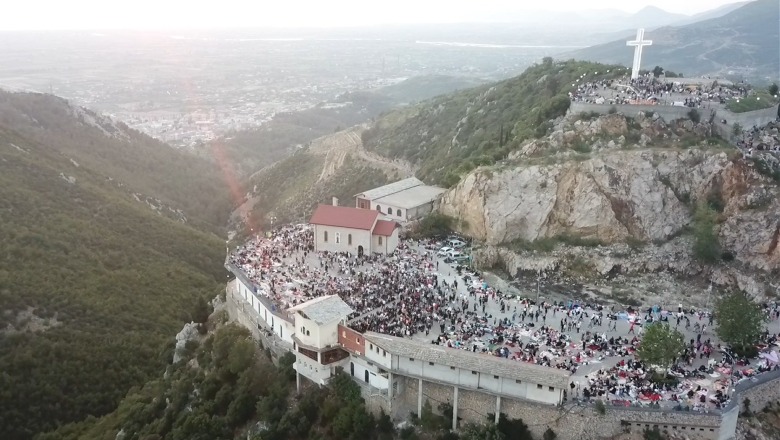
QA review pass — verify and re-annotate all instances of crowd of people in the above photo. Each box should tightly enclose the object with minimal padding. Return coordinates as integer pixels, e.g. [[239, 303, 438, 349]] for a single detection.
[[569, 75, 748, 108], [229, 224, 780, 413], [738, 120, 780, 155]]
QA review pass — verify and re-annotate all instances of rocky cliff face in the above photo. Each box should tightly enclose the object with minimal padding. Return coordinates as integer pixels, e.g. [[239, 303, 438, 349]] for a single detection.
[[439, 112, 780, 300], [441, 148, 730, 244]]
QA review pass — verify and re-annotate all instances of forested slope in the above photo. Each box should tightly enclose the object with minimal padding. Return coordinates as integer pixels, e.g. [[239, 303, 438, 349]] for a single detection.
[[362, 59, 624, 186], [0, 91, 230, 439]]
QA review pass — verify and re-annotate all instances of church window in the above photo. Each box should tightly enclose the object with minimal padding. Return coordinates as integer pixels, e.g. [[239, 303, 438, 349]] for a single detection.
[[335, 232, 341, 244], [376, 205, 382, 211], [324, 231, 328, 242], [387, 206, 392, 214], [396, 209, 401, 217], [348, 234, 352, 245], [378, 236, 383, 245]]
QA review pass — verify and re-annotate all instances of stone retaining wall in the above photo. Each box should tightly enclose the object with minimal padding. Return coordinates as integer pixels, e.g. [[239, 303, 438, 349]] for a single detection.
[[569, 102, 778, 135], [388, 372, 780, 440]]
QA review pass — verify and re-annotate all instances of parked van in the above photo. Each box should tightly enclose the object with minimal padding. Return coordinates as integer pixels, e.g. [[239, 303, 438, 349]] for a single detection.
[[447, 239, 467, 249]]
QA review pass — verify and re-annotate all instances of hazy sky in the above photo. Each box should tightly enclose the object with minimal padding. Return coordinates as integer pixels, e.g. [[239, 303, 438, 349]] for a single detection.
[[0, 0, 746, 31]]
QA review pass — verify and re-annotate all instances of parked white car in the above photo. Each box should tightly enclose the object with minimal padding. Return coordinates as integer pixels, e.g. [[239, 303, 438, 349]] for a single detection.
[[437, 246, 454, 256]]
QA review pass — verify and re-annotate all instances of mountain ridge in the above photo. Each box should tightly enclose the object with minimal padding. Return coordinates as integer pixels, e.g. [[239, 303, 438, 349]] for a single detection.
[[567, 0, 779, 81]]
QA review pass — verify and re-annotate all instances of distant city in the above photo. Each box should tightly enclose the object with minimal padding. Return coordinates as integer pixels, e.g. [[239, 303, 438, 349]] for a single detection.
[[0, 30, 574, 149]]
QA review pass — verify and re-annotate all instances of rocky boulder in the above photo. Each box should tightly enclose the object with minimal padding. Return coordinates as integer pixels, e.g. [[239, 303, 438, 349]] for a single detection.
[[173, 322, 199, 364]]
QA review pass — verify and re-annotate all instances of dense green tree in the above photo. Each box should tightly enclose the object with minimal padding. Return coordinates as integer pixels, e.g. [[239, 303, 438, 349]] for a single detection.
[[495, 413, 533, 440], [193, 296, 212, 324], [460, 423, 505, 440], [637, 323, 685, 370], [414, 213, 454, 238], [715, 292, 767, 356], [692, 202, 720, 264], [768, 83, 779, 97]]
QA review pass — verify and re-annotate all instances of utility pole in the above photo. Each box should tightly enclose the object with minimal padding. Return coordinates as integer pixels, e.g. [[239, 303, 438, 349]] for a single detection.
[[536, 269, 542, 304]]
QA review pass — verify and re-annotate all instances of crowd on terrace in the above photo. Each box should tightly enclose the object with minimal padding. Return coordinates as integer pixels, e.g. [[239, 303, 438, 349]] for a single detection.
[[738, 120, 780, 155], [229, 224, 780, 412], [569, 75, 748, 108]]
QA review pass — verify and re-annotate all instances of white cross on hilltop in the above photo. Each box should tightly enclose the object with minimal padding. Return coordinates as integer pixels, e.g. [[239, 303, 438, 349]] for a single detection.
[[626, 28, 652, 80]]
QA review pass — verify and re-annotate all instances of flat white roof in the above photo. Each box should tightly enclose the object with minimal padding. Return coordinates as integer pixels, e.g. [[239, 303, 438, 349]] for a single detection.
[[356, 177, 424, 200], [374, 185, 446, 209], [288, 295, 354, 325]]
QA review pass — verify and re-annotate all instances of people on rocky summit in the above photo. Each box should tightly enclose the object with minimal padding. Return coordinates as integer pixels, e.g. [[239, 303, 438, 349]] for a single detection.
[[569, 74, 747, 107], [737, 121, 780, 156], [230, 224, 780, 413]]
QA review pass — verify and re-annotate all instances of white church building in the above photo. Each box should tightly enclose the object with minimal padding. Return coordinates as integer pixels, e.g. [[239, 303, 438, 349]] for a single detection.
[[309, 204, 399, 256]]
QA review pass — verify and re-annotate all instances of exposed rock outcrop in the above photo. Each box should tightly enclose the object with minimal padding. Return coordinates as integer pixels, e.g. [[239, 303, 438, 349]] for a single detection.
[[441, 149, 729, 244], [173, 322, 199, 364], [439, 113, 780, 299]]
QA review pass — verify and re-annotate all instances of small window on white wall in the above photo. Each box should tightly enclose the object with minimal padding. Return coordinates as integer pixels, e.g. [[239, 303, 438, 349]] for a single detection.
[[335, 232, 341, 244], [379, 236, 383, 245], [324, 230, 328, 242], [387, 206, 392, 214], [396, 209, 401, 217]]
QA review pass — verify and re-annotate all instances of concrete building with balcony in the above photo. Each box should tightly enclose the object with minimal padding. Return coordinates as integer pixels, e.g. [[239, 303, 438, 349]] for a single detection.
[[289, 295, 354, 390], [336, 328, 571, 430]]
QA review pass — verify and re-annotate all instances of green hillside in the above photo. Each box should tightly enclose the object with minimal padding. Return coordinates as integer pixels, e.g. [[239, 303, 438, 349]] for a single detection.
[[220, 75, 485, 178], [0, 91, 232, 231], [0, 92, 230, 439], [567, 0, 780, 81], [362, 59, 624, 186]]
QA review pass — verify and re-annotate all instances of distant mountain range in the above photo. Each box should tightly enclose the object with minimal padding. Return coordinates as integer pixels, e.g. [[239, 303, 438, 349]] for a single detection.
[[567, 0, 779, 82], [473, 2, 750, 38]]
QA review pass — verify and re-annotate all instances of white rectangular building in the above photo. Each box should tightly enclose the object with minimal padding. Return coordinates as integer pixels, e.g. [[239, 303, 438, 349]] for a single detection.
[[355, 177, 446, 222]]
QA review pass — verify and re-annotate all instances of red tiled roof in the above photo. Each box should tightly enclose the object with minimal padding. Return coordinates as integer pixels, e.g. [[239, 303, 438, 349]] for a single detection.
[[309, 204, 379, 230], [372, 220, 398, 237]]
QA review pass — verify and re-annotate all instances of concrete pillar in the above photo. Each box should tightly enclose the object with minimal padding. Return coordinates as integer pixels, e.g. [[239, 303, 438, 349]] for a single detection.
[[452, 386, 459, 431], [418, 378, 423, 416], [296, 370, 301, 394], [388, 372, 393, 400], [495, 395, 501, 423]]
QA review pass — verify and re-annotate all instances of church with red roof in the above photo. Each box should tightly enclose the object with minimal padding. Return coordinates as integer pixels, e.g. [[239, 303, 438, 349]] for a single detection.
[[309, 202, 399, 256]]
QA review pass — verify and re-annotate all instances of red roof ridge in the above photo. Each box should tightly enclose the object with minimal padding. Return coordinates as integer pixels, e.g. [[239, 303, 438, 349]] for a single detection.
[[372, 219, 398, 237], [309, 204, 379, 230]]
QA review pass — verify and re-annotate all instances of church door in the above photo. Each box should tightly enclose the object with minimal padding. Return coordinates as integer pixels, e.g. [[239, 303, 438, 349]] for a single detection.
[[350, 362, 355, 376], [358, 245, 364, 257], [364, 369, 369, 383]]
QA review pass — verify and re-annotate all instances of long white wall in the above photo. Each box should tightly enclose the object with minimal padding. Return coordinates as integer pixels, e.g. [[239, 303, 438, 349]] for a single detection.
[[350, 357, 390, 390], [234, 273, 294, 345]]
